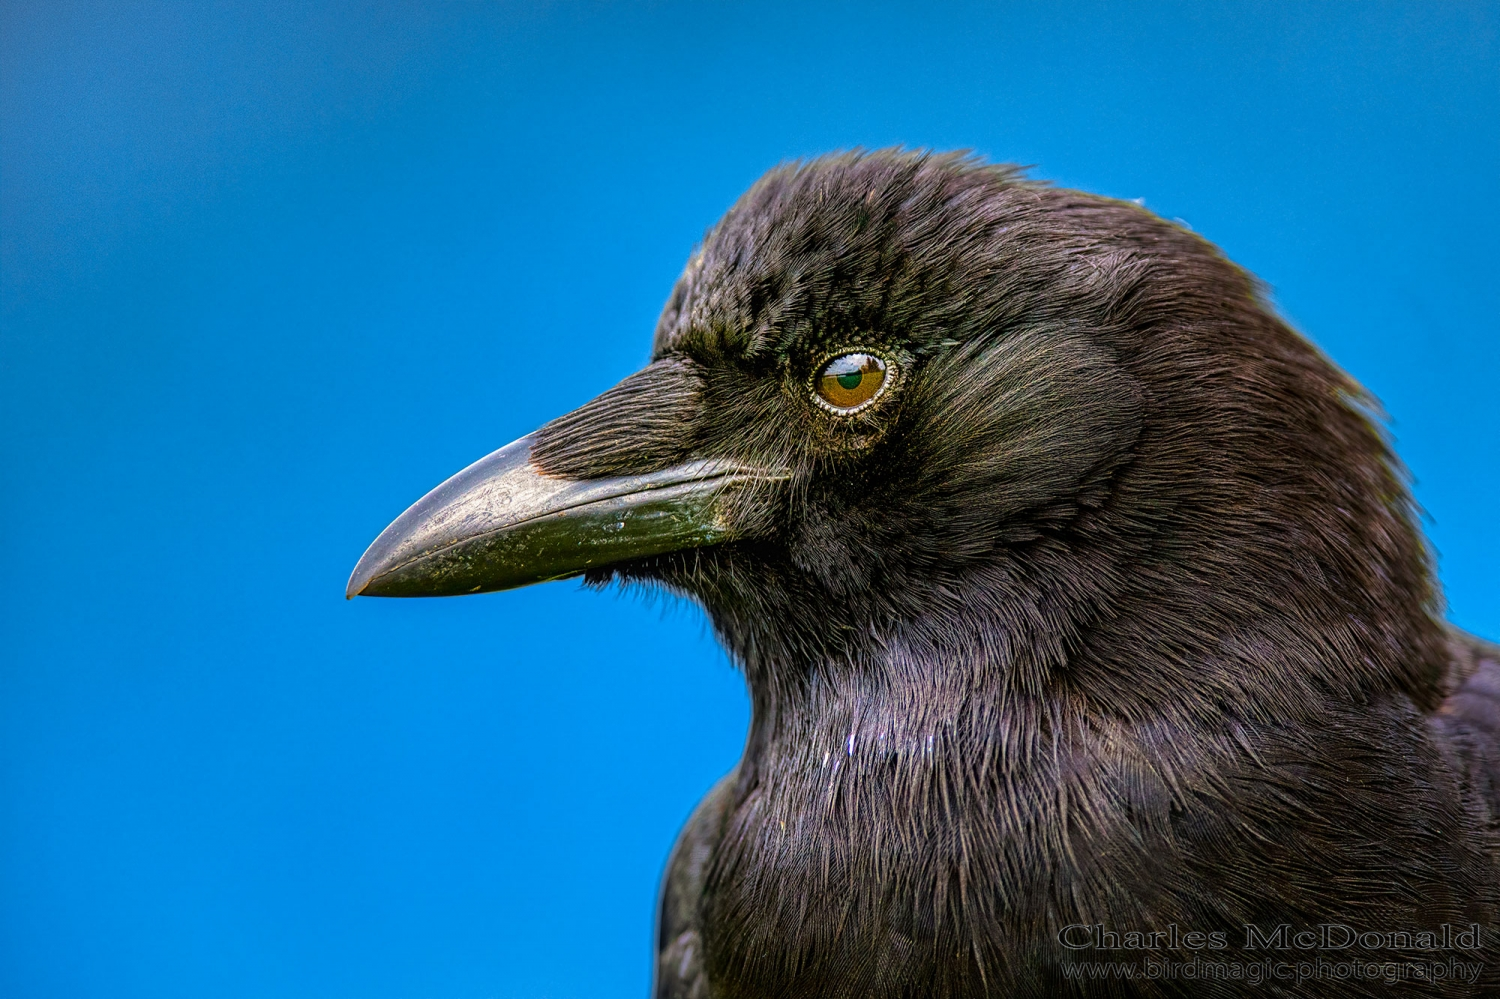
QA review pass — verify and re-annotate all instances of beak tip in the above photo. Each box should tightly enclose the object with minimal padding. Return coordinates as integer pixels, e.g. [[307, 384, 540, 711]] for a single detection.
[[345, 553, 383, 600]]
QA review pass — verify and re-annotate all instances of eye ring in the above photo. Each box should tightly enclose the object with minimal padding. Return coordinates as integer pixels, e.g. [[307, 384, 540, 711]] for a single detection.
[[812, 351, 895, 414]]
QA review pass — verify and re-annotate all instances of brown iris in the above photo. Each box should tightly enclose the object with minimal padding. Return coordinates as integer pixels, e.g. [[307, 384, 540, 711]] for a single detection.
[[815, 352, 889, 411]]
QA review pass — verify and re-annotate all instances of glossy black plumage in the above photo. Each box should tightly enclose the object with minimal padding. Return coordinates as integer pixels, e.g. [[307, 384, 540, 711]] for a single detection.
[[352, 149, 1500, 997]]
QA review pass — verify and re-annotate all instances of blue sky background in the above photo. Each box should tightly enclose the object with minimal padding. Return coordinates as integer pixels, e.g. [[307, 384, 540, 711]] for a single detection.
[[3, 3, 1497, 997]]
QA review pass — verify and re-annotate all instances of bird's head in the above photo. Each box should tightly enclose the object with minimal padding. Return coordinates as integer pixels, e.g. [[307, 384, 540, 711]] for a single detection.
[[349, 150, 1443, 718]]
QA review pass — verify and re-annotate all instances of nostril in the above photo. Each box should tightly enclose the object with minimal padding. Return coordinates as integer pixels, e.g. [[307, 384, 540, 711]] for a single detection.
[[531, 355, 703, 478]]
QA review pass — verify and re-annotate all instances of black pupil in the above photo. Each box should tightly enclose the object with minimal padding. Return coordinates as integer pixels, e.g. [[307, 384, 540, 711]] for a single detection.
[[836, 370, 863, 390]]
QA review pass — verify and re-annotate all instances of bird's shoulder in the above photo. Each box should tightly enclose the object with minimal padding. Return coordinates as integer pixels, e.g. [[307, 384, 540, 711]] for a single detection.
[[653, 770, 737, 999], [1431, 625, 1500, 831]]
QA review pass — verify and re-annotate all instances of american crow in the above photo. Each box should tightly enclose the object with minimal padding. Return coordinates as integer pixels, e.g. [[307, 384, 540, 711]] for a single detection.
[[349, 150, 1500, 997]]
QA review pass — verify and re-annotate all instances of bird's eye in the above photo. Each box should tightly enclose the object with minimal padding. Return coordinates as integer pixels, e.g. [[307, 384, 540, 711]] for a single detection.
[[815, 353, 890, 412]]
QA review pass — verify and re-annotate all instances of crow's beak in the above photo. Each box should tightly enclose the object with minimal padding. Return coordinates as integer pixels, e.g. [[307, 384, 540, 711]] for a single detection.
[[346, 433, 786, 598]]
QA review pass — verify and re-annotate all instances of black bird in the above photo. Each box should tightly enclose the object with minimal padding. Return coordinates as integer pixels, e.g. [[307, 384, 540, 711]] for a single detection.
[[348, 150, 1500, 997]]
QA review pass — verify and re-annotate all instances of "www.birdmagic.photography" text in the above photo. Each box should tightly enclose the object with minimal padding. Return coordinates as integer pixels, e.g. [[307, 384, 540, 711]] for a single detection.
[[1059, 956, 1486, 987]]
